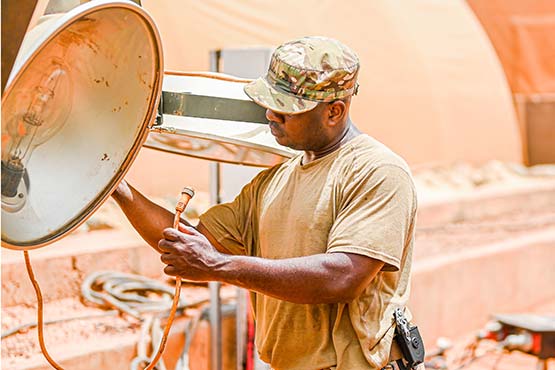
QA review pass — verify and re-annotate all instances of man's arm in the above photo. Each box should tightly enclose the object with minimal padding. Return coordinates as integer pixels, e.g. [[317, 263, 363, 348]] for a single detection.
[[159, 225, 384, 304], [112, 180, 231, 254], [113, 181, 385, 304]]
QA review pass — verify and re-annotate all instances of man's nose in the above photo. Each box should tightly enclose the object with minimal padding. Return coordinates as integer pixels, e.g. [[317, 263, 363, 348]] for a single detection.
[[266, 109, 284, 123]]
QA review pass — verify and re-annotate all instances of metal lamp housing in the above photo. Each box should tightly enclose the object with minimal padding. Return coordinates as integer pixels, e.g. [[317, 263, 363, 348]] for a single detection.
[[1, 0, 163, 249]]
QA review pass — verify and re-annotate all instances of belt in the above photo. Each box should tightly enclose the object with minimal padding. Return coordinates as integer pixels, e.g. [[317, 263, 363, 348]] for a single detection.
[[382, 363, 426, 370], [317, 341, 405, 370], [278, 340, 405, 370]]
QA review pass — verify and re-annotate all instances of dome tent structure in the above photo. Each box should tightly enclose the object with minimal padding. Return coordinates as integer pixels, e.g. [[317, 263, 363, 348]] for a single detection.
[[141, 0, 523, 166]]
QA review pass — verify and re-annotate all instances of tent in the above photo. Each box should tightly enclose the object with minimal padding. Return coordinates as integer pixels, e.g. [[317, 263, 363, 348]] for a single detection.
[[127, 0, 524, 194]]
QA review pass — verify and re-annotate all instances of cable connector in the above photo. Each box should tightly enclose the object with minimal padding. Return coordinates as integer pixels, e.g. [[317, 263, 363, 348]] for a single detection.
[[175, 187, 195, 214]]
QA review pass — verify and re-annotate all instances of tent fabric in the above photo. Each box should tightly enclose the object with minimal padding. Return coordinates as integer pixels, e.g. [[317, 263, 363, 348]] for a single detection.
[[140, 0, 522, 167], [466, 0, 555, 94]]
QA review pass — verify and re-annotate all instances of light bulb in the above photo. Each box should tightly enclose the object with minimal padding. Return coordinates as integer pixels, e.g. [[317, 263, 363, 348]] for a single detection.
[[1, 58, 73, 212]]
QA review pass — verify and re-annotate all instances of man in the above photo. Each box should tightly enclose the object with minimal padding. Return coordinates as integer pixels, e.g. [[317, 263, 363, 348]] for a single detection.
[[113, 36, 417, 370]]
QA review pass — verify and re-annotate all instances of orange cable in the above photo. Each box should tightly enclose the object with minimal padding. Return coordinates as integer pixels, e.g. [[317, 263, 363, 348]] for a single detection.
[[144, 187, 194, 370], [23, 250, 64, 370], [25, 186, 194, 370]]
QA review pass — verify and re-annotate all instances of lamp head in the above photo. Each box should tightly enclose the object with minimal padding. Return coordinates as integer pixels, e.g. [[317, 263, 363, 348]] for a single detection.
[[1, 0, 163, 250]]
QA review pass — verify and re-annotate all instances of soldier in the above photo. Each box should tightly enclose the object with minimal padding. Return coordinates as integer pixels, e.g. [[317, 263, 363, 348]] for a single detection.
[[113, 36, 417, 370]]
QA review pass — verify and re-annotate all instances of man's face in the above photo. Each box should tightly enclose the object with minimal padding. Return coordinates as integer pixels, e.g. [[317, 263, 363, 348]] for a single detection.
[[265, 104, 329, 151]]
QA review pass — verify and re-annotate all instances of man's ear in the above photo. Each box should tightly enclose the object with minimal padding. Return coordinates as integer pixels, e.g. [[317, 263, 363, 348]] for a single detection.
[[328, 100, 347, 126]]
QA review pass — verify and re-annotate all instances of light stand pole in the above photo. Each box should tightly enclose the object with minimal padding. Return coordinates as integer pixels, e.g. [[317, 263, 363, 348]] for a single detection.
[[209, 161, 223, 370]]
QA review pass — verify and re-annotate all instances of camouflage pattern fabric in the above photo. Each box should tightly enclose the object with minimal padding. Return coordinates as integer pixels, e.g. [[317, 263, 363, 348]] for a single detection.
[[244, 36, 360, 115]]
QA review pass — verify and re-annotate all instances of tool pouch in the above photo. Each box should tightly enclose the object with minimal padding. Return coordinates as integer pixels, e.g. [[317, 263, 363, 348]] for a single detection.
[[393, 308, 425, 370]]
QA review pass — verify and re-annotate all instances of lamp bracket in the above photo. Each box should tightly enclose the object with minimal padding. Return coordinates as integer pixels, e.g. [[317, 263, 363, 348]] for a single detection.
[[156, 91, 268, 126]]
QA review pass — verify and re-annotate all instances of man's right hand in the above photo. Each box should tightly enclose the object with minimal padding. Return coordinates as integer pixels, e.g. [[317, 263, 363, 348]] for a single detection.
[[112, 179, 132, 202]]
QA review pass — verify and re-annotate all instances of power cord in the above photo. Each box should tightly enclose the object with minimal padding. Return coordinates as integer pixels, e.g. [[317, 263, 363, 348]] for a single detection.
[[22, 186, 194, 370]]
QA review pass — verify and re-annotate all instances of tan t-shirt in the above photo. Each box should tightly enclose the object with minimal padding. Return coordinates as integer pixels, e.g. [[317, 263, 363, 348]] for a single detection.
[[199, 134, 417, 370]]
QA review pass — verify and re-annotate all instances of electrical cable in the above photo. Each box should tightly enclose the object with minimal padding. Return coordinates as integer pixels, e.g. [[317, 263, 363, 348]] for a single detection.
[[143, 186, 194, 370], [23, 250, 64, 370], [81, 271, 192, 319], [22, 186, 194, 370]]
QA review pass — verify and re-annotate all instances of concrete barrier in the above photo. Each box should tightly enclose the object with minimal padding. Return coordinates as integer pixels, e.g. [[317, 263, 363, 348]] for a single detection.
[[417, 179, 555, 227], [1, 230, 162, 307], [411, 228, 555, 343]]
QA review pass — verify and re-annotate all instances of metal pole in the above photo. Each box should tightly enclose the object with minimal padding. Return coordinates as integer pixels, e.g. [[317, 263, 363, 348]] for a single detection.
[[536, 359, 548, 370], [236, 288, 248, 370], [209, 162, 223, 370], [209, 281, 222, 370]]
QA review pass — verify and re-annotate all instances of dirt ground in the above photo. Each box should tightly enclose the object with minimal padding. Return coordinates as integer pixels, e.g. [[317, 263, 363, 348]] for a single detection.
[[413, 161, 555, 258], [414, 206, 555, 260]]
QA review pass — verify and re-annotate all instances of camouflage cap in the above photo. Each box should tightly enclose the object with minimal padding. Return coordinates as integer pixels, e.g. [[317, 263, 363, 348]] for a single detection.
[[244, 36, 360, 115]]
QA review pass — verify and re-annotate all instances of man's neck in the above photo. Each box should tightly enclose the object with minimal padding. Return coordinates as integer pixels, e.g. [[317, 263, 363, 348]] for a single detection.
[[302, 120, 361, 165]]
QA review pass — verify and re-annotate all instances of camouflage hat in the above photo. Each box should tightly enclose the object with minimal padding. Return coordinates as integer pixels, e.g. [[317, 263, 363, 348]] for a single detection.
[[244, 36, 360, 115]]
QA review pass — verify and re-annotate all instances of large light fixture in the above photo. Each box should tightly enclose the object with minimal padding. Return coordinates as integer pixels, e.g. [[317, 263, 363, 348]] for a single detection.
[[1, 0, 296, 251], [1, 0, 163, 249], [145, 71, 297, 167]]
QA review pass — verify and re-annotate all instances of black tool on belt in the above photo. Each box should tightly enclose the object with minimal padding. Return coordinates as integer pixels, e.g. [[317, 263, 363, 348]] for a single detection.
[[393, 308, 425, 370]]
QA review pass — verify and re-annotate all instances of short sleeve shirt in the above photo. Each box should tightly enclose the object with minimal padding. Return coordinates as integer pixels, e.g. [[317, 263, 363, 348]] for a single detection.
[[199, 134, 417, 370]]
